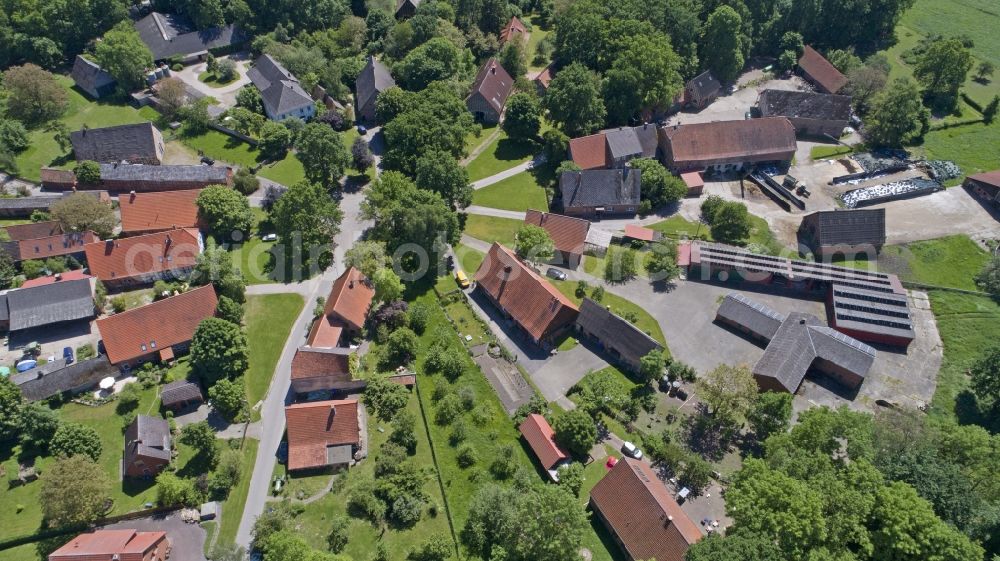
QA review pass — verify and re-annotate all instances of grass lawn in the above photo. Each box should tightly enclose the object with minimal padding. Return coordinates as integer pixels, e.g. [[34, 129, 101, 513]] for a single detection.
[[454, 244, 486, 275], [179, 128, 261, 168], [526, 14, 553, 72], [0, 543, 41, 561], [198, 71, 239, 88], [230, 209, 277, 285], [879, 235, 990, 290], [548, 280, 667, 349], [288, 389, 452, 559], [257, 153, 306, 186], [928, 292, 1000, 423], [8, 77, 161, 182], [470, 171, 549, 211], [215, 439, 259, 547], [916, 121, 1000, 183], [244, 293, 304, 407], [462, 214, 522, 247], [647, 215, 713, 241], [464, 130, 537, 181], [810, 144, 854, 160], [113, 288, 154, 311], [443, 299, 491, 347]]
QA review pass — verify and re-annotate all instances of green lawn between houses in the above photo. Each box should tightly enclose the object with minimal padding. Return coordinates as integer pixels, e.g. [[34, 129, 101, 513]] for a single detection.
[[244, 293, 305, 408], [213, 439, 260, 548], [470, 170, 549, 212], [464, 130, 538, 181], [462, 214, 522, 248]]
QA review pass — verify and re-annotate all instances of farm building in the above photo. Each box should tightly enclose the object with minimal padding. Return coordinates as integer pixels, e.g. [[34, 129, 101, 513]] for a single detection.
[[466, 58, 514, 124], [576, 298, 663, 373], [797, 45, 848, 94], [657, 118, 796, 173], [285, 399, 361, 472], [523, 209, 591, 269], [798, 208, 886, 258], [757, 89, 852, 138], [559, 168, 641, 218]]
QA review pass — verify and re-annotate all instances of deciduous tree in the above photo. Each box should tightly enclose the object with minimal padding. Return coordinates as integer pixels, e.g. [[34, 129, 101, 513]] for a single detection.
[[700, 6, 746, 84], [40, 455, 110, 528], [414, 150, 472, 208], [0, 376, 24, 442], [296, 123, 350, 189], [502, 92, 542, 141], [698, 363, 756, 426], [554, 409, 597, 458], [270, 180, 343, 269], [197, 186, 254, 239], [514, 224, 555, 263], [190, 317, 249, 385], [544, 62, 606, 136], [50, 422, 102, 461], [95, 21, 154, 92], [914, 38, 973, 111], [1, 64, 68, 125], [49, 191, 116, 238], [603, 33, 683, 124], [864, 78, 930, 147]]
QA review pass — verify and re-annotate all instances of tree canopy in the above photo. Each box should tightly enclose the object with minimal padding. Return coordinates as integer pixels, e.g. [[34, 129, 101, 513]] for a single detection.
[[295, 123, 351, 189], [190, 317, 249, 386], [197, 186, 255, 240]]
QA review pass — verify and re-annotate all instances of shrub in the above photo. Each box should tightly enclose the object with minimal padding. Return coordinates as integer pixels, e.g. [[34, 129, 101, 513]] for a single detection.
[[457, 443, 478, 467], [111, 296, 127, 313], [407, 302, 430, 334], [449, 419, 468, 445], [435, 393, 463, 425], [115, 382, 142, 413], [490, 444, 517, 479]]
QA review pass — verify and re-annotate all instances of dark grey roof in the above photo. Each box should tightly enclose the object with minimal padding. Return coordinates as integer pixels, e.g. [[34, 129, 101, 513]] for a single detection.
[[725, 304, 877, 393], [70, 123, 161, 163], [125, 414, 171, 466], [716, 293, 785, 340], [11, 356, 116, 401], [633, 125, 659, 158], [356, 56, 395, 112], [801, 209, 886, 248], [249, 55, 313, 117], [5, 278, 95, 331], [395, 0, 421, 14], [71, 56, 116, 98], [160, 379, 203, 407], [560, 169, 641, 209], [99, 162, 229, 183], [0, 193, 107, 212], [135, 12, 247, 60], [686, 71, 722, 98], [758, 89, 852, 122], [604, 127, 644, 161], [576, 298, 662, 365]]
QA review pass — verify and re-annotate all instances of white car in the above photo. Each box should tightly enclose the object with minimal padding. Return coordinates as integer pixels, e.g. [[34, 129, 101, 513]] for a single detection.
[[261, 233, 278, 242], [621, 441, 643, 460]]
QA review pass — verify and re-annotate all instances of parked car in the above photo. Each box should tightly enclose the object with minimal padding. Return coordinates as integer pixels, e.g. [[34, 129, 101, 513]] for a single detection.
[[357, 125, 368, 135], [546, 268, 567, 281], [261, 233, 278, 242], [200, 156, 215, 166], [63, 346, 74, 364], [455, 269, 470, 289], [621, 441, 643, 460]]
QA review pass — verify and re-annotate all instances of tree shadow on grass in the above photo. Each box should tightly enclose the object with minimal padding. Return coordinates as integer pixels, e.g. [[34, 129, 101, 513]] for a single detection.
[[122, 476, 155, 498], [494, 137, 537, 163]]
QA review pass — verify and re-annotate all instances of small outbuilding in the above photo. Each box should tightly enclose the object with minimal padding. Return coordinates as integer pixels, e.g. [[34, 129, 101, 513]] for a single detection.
[[683, 70, 722, 109], [123, 415, 171, 478], [576, 298, 664, 373], [160, 379, 204, 411], [964, 170, 1000, 207], [71, 55, 116, 99], [798, 208, 886, 258]]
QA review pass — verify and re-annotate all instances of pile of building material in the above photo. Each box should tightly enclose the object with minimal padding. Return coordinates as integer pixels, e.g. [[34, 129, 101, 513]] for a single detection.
[[840, 177, 942, 208], [853, 150, 910, 173]]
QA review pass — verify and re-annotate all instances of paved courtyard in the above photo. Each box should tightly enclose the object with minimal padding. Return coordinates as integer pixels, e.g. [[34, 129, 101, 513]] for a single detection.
[[100, 512, 208, 561], [172, 53, 252, 108]]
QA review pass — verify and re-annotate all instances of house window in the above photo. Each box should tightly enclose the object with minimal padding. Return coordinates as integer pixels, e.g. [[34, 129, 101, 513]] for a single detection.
[[140, 344, 147, 352], [150, 340, 157, 349]]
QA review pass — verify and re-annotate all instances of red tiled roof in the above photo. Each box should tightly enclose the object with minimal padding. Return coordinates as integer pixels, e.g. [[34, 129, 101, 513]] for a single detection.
[[590, 457, 702, 561], [967, 170, 1000, 188], [285, 399, 360, 471], [291, 347, 352, 381], [569, 133, 609, 170], [681, 171, 704, 189], [18, 231, 98, 260], [96, 285, 218, 365], [20, 270, 92, 289], [677, 242, 691, 267], [2, 221, 63, 241], [519, 413, 568, 470], [533, 63, 555, 90], [83, 228, 201, 283], [119, 190, 201, 234], [798, 45, 848, 94], [661, 118, 796, 169], [474, 243, 578, 342], [524, 209, 590, 257], [314, 267, 374, 335], [624, 224, 657, 242], [49, 529, 167, 561], [500, 16, 527, 44]]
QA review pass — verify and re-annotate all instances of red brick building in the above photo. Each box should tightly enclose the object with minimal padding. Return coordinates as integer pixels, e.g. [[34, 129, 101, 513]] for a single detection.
[[84, 228, 202, 289], [523, 209, 590, 269], [466, 58, 514, 124], [285, 399, 361, 472], [518, 413, 568, 472], [307, 267, 375, 348], [49, 529, 169, 561], [657, 118, 796, 173], [798, 45, 848, 94]]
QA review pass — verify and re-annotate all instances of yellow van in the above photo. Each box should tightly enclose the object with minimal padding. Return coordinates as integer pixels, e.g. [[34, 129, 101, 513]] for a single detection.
[[455, 269, 470, 288]]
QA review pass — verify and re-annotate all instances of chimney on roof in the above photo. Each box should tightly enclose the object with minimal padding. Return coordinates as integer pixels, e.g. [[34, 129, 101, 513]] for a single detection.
[[327, 404, 337, 430], [490, 64, 496, 75], [165, 234, 172, 246]]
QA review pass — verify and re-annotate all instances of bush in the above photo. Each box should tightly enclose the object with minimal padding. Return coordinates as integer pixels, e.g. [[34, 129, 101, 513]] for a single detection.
[[76, 343, 95, 361], [111, 296, 127, 313], [327, 515, 350, 553], [449, 419, 468, 445], [490, 444, 518, 479], [347, 480, 387, 524], [407, 302, 430, 334], [115, 382, 142, 413], [457, 443, 478, 467], [575, 280, 589, 298], [435, 393, 463, 425]]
